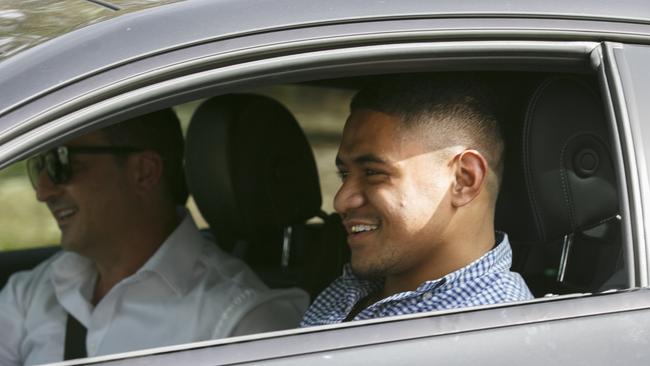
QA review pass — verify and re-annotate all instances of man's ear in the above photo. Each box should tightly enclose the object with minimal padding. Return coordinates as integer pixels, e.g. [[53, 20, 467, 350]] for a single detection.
[[450, 149, 488, 208], [129, 151, 164, 193]]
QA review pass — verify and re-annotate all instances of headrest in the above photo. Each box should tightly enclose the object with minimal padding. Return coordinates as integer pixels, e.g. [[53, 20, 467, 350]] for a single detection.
[[185, 94, 322, 249], [522, 77, 618, 242]]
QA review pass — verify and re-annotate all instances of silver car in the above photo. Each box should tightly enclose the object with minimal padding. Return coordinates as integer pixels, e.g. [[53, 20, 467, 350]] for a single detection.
[[1, 0, 650, 364]]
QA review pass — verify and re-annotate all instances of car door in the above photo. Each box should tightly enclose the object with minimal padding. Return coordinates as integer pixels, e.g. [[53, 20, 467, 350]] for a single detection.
[[17, 41, 650, 366], [2, 3, 650, 365]]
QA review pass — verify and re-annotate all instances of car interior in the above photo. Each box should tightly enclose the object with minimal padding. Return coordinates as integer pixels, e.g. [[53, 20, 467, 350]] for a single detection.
[[0, 70, 625, 307], [184, 92, 347, 299], [496, 75, 622, 296]]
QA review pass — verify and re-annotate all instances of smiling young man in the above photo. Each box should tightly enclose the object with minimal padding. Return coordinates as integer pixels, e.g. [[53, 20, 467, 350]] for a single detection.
[[301, 77, 533, 326], [0, 109, 308, 366]]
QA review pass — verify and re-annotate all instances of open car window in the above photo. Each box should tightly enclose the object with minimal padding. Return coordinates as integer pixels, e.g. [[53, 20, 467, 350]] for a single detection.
[[0, 64, 634, 364]]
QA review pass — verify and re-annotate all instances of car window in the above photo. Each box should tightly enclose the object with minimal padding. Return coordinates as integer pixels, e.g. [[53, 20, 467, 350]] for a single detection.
[[0, 84, 351, 247], [2, 72, 628, 338], [606, 43, 650, 287]]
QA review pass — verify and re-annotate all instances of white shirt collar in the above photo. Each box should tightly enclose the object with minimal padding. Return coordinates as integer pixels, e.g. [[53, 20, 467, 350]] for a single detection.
[[138, 213, 205, 296]]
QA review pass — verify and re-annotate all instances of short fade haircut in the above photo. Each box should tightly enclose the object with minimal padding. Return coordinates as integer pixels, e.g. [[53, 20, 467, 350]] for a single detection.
[[101, 108, 188, 206], [350, 75, 505, 193]]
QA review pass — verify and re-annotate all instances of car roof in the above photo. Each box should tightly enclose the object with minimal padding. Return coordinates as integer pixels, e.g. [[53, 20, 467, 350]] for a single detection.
[[1, 0, 650, 126], [0, 0, 181, 61]]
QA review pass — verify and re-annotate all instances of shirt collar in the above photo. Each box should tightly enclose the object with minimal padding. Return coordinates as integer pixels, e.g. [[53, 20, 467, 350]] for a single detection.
[[435, 231, 511, 290], [50, 252, 97, 323], [51, 211, 206, 301], [137, 213, 205, 296]]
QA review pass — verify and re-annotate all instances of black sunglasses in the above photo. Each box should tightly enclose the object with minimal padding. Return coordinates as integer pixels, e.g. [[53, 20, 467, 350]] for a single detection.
[[26, 145, 143, 188]]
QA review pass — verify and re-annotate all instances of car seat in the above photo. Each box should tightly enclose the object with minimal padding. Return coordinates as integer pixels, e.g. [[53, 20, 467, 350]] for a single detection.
[[496, 76, 623, 296], [185, 93, 348, 297]]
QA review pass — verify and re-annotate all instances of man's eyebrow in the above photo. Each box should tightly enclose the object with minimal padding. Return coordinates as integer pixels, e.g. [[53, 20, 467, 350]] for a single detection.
[[336, 154, 386, 166]]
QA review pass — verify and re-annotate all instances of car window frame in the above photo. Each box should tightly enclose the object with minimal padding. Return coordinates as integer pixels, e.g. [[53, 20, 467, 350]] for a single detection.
[[600, 41, 650, 286], [0, 40, 598, 165]]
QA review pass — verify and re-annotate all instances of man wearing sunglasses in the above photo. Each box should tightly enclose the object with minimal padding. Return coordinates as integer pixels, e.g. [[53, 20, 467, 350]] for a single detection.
[[0, 109, 308, 366]]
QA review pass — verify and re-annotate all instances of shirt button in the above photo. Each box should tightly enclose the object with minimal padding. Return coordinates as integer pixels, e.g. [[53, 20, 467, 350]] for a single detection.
[[422, 292, 433, 300]]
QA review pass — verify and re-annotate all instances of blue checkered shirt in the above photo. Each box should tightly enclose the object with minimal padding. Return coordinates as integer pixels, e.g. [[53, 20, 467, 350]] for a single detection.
[[301, 233, 533, 326]]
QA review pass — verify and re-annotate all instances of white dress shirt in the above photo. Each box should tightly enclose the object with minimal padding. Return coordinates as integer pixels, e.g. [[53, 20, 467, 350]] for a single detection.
[[0, 215, 309, 366]]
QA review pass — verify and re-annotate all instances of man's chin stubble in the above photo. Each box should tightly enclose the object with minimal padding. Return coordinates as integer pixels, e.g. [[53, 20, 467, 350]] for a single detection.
[[351, 263, 387, 281]]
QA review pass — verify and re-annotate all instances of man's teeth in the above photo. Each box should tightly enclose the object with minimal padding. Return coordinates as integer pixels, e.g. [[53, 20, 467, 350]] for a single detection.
[[351, 224, 378, 233], [57, 209, 76, 220]]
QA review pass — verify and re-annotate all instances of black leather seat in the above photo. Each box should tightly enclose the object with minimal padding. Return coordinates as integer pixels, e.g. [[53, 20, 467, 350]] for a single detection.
[[185, 93, 347, 296], [496, 76, 623, 296], [0, 246, 59, 289]]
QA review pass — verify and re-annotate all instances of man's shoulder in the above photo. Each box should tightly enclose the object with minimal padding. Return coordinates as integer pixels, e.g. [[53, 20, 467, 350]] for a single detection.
[[197, 243, 267, 289], [194, 245, 310, 336], [458, 232, 533, 302], [148, 215, 269, 293], [194, 240, 309, 302], [459, 270, 534, 305], [491, 270, 535, 301]]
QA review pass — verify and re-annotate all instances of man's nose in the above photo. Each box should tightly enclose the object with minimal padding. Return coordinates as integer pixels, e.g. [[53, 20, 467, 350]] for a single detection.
[[333, 178, 365, 216], [34, 171, 61, 202]]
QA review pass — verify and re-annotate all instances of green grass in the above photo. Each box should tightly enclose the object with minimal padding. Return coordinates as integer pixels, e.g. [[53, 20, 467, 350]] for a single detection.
[[0, 165, 59, 251], [2, 160, 28, 178]]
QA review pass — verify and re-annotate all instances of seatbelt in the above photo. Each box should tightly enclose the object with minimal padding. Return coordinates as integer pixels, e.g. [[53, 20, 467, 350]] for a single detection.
[[64, 313, 88, 360]]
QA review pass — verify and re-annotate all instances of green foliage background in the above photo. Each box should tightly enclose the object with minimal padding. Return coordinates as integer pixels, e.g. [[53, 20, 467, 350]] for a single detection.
[[0, 161, 60, 250]]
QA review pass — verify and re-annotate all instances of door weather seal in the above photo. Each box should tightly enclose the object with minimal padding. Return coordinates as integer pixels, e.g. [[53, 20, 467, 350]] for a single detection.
[[84, 0, 121, 11]]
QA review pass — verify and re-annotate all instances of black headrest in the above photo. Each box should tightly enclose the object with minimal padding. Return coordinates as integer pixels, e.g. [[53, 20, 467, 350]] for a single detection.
[[522, 77, 618, 242], [185, 94, 322, 249]]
